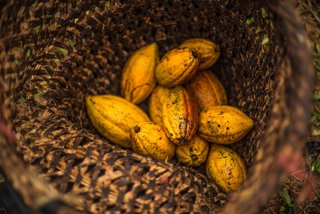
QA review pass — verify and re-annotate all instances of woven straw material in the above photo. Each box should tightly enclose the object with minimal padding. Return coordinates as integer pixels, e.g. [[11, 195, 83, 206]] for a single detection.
[[0, 0, 314, 213]]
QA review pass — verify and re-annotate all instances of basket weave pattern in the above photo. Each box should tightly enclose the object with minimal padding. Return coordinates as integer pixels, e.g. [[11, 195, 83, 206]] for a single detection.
[[0, 0, 314, 213]]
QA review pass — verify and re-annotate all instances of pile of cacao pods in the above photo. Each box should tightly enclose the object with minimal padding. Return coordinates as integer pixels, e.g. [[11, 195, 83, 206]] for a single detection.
[[86, 38, 254, 192]]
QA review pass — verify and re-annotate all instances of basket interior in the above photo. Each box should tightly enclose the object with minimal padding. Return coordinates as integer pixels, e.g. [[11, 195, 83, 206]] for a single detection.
[[76, 0, 279, 165], [2, 0, 282, 212]]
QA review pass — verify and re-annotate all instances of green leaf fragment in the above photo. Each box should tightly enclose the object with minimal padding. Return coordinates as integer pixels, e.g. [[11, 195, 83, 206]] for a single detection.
[[298, 3, 305, 9], [262, 35, 269, 45], [53, 58, 60, 63], [105, 1, 111, 9], [34, 25, 40, 32], [279, 205, 286, 213], [279, 188, 293, 207], [15, 59, 20, 66], [26, 49, 31, 58], [58, 47, 69, 56], [34, 92, 43, 97], [314, 92, 320, 100], [269, 21, 274, 29], [68, 39, 75, 47], [306, 152, 313, 169], [40, 81, 48, 86], [246, 17, 254, 25], [314, 155, 320, 174], [312, 128, 320, 136], [316, 42, 320, 54], [17, 97, 25, 103], [261, 8, 268, 18], [311, 114, 320, 123]]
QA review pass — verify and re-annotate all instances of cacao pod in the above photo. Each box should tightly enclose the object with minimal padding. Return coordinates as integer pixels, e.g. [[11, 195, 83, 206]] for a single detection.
[[86, 95, 150, 148], [206, 144, 247, 192], [176, 135, 209, 167], [130, 122, 176, 161], [148, 85, 170, 125], [155, 48, 199, 87], [162, 86, 199, 145], [121, 42, 159, 104], [186, 70, 227, 110], [198, 105, 254, 144], [179, 38, 220, 70]]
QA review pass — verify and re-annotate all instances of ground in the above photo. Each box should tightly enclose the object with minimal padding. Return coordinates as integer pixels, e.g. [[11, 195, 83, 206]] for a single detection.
[[264, 1, 320, 213]]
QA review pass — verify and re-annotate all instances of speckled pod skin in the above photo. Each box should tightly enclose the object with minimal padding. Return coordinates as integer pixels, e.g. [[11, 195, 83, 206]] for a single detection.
[[179, 38, 220, 70], [198, 105, 254, 144], [121, 42, 159, 104], [130, 122, 176, 161], [162, 86, 199, 145], [148, 85, 170, 125], [155, 48, 199, 87], [86, 95, 150, 148], [176, 135, 209, 167], [186, 70, 227, 110], [206, 144, 247, 192]]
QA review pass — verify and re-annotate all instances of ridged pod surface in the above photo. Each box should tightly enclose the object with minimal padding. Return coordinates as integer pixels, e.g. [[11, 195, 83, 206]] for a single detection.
[[206, 144, 247, 192], [176, 135, 209, 167], [179, 38, 220, 70], [130, 122, 176, 161], [155, 48, 199, 87], [198, 105, 254, 144], [186, 70, 227, 110], [86, 95, 150, 148], [121, 42, 159, 104], [148, 85, 170, 125], [162, 86, 199, 145]]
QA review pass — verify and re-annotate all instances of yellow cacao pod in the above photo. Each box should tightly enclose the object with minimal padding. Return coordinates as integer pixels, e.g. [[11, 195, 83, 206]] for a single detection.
[[186, 70, 227, 110], [121, 42, 159, 104], [176, 135, 209, 167], [162, 86, 199, 145], [179, 38, 220, 70], [155, 48, 199, 87], [148, 85, 170, 125], [86, 95, 150, 148], [206, 144, 247, 192], [130, 122, 176, 161], [198, 105, 254, 144]]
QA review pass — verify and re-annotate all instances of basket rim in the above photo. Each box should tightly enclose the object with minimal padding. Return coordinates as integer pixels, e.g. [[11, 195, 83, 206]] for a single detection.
[[0, 0, 315, 213]]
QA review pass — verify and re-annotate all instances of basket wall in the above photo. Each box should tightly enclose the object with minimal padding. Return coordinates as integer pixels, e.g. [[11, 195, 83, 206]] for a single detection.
[[0, 0, 314, 213]]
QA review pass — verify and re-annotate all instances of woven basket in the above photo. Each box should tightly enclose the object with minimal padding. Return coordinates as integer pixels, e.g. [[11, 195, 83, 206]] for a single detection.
[[0, 0, 315, 213]]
